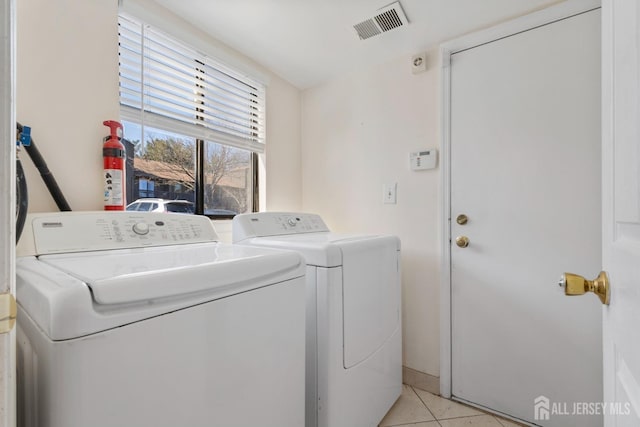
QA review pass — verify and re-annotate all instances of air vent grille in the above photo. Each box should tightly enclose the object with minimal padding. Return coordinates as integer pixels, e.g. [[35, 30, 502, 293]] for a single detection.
[[354, 19, 382, 40], [353, 2, 409, 41], [375, 9, 403, 32]]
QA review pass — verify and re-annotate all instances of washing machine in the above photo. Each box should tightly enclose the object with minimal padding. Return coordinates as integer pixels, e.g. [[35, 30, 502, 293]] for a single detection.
[[16, 211, 306, 427], [232, 212, 402, 427]]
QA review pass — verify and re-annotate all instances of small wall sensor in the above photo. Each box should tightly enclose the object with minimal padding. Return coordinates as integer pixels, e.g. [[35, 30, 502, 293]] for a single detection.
[[412, 53, 427, 74], [410, 149, 437, 170]]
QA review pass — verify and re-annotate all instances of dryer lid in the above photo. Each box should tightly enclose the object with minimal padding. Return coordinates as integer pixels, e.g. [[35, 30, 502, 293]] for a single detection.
[[39, 242, 304, 305], [237, 233, 398, 267]]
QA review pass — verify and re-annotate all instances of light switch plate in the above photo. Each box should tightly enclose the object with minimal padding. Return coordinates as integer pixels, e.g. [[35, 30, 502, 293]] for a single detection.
[[383, 183, 397, 204]]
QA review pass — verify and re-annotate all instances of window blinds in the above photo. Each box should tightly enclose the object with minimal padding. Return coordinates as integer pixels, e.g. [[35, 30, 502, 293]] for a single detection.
[[118, 14, 266, 153]]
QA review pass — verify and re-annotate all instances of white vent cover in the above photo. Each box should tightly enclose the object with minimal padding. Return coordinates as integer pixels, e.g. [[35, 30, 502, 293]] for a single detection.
[[353, 2, 409, 40]]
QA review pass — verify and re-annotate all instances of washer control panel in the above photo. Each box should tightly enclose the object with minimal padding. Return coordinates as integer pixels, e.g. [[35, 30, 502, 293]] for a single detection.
[[232, 212, 330, 241], [19, 212, 219, 256]]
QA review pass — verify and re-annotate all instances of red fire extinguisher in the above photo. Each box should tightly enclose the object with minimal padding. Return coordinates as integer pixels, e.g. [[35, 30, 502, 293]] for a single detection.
[[103, 120, 126, 211]]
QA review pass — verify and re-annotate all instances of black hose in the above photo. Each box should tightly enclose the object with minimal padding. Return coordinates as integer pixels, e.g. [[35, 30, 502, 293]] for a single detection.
[[15, 158, 28, 243], [17, 122, 72, 211]]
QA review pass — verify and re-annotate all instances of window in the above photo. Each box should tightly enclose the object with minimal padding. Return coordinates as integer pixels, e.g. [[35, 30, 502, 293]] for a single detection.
[[118, 13, 265, 217], [138, 178, 155, 198]]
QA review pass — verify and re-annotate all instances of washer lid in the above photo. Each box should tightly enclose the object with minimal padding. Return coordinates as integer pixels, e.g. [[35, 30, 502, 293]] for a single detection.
[[39, 242, 303, 305]]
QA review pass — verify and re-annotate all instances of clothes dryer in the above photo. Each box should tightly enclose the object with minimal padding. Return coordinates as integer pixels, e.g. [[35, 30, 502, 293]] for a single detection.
[[233, 212, 402, 427], [16, 211, 306, 427]]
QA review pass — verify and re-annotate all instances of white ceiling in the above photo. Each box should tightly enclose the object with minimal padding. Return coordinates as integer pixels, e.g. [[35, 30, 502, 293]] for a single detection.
[[154, 0, 563, 89]]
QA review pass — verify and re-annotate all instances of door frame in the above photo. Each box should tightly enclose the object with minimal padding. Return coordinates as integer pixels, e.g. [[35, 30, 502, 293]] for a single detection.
[[0, 0, 16, 423], [438, 0, 601, 399]]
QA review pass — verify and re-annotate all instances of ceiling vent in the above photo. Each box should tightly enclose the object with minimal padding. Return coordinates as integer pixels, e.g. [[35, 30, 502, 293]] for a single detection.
[[353, 2, 409, 41]]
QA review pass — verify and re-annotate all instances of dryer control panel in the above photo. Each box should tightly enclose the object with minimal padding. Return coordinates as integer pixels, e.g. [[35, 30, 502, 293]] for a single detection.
[[232, 212, 329, 241], [17, 212, 219, 256]]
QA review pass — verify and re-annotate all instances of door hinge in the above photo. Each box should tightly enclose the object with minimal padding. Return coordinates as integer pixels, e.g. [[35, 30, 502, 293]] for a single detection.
[[0, 293, 16, 334]]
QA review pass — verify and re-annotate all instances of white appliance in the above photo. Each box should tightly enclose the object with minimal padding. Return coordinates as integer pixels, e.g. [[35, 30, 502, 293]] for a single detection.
[[16, 211, 306, 427], [233, 212, 402, 427]]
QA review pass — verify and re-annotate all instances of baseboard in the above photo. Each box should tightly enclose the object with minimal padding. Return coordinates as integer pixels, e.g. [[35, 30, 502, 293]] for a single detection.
[[402, 366, 440, 395]]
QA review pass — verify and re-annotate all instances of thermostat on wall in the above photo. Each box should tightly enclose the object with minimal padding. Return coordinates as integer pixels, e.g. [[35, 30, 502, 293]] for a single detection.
[[410, 149, 438, 170]]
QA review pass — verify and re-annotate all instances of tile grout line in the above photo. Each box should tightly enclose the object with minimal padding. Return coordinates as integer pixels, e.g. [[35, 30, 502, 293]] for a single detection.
[[411, 385, 494, 423], [438, 413, 491, 421], [409, 385, 439, 422], [409, 385, 518, 426], [495, 416, 527, 427], [493, 415, 514, 426], [379, 385, 441, 427], [388, 421, 443, 427], [384, 421, 440, 427]]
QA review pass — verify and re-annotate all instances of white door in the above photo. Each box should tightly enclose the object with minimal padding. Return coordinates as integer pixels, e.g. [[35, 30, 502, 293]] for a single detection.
[[602, 0, 640, 425], [0, 0, 17, 426], [449, 8, 602, 426]]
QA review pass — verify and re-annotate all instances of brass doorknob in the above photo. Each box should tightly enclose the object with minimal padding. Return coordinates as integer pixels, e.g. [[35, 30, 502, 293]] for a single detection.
[[558, 271, 610, 305], [455, 236, 470, 248], [456, 214, 468, 225]]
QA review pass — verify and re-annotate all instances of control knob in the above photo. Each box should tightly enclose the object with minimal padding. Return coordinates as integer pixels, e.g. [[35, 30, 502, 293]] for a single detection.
[[287, 217, 297, 227], [132, 222, 150, 235]]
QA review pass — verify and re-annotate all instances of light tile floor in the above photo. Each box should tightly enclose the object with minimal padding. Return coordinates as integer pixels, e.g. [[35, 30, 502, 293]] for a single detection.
[[379, 385, 526, 427]]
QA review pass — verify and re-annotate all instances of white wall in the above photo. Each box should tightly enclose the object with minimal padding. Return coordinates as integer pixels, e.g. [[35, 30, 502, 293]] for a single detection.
[[264, 76, 302, 212], [17, 0, 120, 212], [301, 51, 441, 377], [17, 0, 302, 214]]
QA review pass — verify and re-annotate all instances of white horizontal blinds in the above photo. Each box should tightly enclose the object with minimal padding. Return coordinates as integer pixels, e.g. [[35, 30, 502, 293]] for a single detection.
[[118, 15, 143, 110], [118, 14, 266, 153]]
